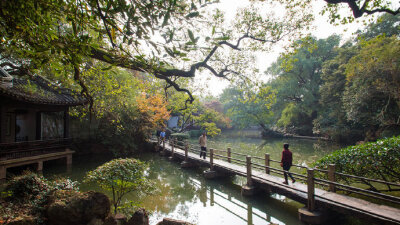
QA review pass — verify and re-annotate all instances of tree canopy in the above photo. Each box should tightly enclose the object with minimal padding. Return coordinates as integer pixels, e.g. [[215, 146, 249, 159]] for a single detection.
[[0, 0, 313, 106]]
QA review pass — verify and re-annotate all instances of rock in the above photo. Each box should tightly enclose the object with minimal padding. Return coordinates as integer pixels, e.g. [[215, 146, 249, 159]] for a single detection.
[[103, 216, 118, 225], [126, 208, 149, 225], [6, 216, 36, 225], [46, 190, 110, 225], [156, 218, 194, 225]]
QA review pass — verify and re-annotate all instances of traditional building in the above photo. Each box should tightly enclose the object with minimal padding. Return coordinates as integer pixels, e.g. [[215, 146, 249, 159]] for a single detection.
[[0, 67, 87, 180], [0, 67, 87, 143]]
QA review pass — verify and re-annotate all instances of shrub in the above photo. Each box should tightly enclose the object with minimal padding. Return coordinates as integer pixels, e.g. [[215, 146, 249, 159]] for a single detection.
[[170, 132, 190, 140], [2, 172, 79, 224], [188, 130, 203, 138], [84, 158, 154, 214], [5, 172, 50, 201], [314, 135, 400, 191]]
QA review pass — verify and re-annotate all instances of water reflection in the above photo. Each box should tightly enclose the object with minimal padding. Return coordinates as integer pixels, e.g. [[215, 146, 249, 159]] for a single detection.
[[140, 154, 305, 225], [44, 150, 308, 225]]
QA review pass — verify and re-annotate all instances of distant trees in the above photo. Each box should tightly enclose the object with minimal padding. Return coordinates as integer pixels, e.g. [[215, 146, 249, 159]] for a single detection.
[[218, 14, 400, 143], [267, 35, 340, 135], [167, 91, 231, 136], [219, 84, 276, 132]]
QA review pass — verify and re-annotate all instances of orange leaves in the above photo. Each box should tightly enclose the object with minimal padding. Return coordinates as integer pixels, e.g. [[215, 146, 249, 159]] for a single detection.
[[136, 93, 170, 129]]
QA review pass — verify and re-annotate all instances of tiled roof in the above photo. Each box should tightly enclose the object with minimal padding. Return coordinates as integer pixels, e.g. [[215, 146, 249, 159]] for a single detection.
[[0, 70, 87, 106]]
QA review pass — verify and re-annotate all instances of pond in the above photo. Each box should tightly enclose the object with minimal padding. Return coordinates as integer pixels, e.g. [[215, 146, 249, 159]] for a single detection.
[[42, 132, 355, 225]]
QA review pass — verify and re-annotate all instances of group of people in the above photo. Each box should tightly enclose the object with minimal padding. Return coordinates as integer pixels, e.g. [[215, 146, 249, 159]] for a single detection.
[[158, 130, 295, 185]]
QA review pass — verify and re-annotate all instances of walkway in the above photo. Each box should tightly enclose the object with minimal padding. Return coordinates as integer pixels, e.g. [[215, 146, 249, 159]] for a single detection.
[[152, 138, 400, 225]]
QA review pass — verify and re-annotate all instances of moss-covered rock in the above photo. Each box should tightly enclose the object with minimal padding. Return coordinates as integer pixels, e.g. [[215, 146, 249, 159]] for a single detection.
[[46, 190, 110, 225]]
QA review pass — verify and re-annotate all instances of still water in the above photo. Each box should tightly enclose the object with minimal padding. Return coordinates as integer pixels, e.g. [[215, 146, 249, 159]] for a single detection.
[[43, 132, 346, 225]]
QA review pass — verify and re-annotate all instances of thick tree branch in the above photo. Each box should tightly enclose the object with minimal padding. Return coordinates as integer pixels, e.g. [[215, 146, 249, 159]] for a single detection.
[[324, 0, 399, 18]]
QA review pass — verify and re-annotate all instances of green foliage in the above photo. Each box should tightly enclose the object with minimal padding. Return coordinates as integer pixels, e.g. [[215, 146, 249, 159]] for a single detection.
[[188, 130, 203, 138], [356, 14, 400, 40], [314, 136, 400, 191], [267, 35, 340, 135], [2, 172, 79, 224], [166, 89, 230, 137], [342, 36, 400, 137], [84, 158, 154, 214], [69, 65, 170, 156], [219, 84, 276, 131], [170, 132, 190, 140], [5, 172, 78, 202]]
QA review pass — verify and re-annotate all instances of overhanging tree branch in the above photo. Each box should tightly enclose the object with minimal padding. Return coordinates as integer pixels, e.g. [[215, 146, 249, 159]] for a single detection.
[[324, 0, 399, 18]]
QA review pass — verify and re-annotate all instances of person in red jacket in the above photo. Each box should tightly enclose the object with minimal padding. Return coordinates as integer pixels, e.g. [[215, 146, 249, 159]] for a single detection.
[[280, 143, 296, 185]]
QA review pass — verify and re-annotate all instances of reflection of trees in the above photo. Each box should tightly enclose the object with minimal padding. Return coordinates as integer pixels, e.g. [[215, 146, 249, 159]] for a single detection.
[[139, 158, 198, 214], [131, 154, 302, 225]]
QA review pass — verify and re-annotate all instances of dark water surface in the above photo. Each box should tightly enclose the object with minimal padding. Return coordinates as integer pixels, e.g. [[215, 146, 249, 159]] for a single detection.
[[42, 132, 349, 225]]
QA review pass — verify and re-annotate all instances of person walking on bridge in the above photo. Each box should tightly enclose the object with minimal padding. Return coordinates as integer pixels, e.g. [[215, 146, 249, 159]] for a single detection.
[[199, 132, 207, 159], [280, 143, 296, 185]]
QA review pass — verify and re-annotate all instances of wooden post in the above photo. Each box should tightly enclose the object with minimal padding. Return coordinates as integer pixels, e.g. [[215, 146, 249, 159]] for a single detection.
[[307, 168, 315, 212], [66, 150, 72, 165], [210, 187, 215, 206], [162, 139, 166, 154], [265, 153, 270, 174], [171, 138, 175, 157], [227, 147, 231, 163], [246, 156, 253, 186], [328, 164, 336, 192], [0, 166, 6, 180], [210, 148, 214, 170], [37, 161, 43, 171], [247, 204, 253, 225], [185, 142, 188, 161]]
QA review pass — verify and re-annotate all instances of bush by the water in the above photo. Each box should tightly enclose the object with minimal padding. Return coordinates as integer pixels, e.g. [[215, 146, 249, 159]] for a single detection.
[[85, 158, 154, 214], [188, 130, 203, 138], [314, 135, 400, 191], [1, 172, 79, 224], [170, 132, 190, 141]]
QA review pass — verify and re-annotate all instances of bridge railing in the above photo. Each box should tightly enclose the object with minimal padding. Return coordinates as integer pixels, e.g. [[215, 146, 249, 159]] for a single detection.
[[150, 137, 400, 208]]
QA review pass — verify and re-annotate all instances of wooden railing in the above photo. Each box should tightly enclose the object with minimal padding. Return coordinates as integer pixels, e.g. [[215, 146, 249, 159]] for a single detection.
[[153, 137, 400, 211], [0, 138, 72, 160]]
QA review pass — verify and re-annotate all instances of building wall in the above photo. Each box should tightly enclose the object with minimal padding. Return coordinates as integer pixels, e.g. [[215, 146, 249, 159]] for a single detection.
[[0, 98, 68, 143], [0, 105, 16, 143], [167, 116, 179, 129]]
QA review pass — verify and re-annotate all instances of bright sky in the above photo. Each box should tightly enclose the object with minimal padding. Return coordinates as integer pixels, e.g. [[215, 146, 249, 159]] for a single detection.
[[193, 0, 368, 97]]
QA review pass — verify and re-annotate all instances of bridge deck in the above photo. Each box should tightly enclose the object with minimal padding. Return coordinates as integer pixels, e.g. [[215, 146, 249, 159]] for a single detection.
[[156, 141, 400, 225]]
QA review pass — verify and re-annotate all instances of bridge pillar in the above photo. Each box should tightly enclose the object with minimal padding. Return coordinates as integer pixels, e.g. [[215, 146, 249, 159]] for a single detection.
[[0, 166, 6, 181], [37, 160, 43, 172], [160, 139, 167, 156], [298, 168, 326, 224], [227, 147, 231, 163], [204, 149, 227, 179], [328, 164, 336, 192], [265, 153, 270, 174], [168, 138, 175, 160], [204, 149, 218, 179], [298, 207, 325, 224], [66, 148, 72, 173], [181, 142, 195, 168], [241, 156, 256, 196]]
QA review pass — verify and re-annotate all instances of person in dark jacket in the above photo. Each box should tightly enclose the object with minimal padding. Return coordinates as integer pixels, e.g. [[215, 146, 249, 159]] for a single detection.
[[280, 143, 296, 185]]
